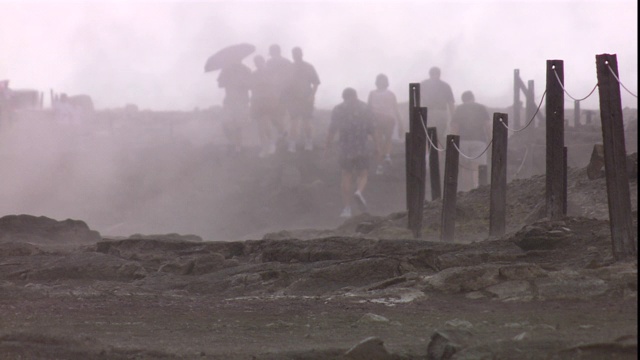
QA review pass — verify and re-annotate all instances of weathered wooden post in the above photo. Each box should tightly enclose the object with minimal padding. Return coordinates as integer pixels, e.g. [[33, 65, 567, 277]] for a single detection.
[[427, 127, 442, 201], [513, 69, 522, 129], [545, 60, 566, 220], [441, 135, 460, 242], [574, 100, 581, 128], [595, 53, 637, 260], [490, 113, 508, 237], [406, 84, 427, 238], [563, 146, 568, 215], [405, 133, 411, 211], [405, 84, 417, 212], [526, 80, 536, 125]]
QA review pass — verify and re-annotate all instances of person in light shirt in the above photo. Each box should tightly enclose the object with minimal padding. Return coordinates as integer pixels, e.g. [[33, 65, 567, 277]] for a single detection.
[[367, 73, 402, 175]]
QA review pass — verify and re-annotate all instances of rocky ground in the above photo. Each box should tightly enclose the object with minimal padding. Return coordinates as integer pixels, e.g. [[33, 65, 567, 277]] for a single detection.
[[0, 144, 637, 359], [0, 108, 638, 359]]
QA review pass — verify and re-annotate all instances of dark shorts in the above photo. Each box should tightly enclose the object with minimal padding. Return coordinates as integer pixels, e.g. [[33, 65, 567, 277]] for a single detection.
[[340, 155, 369, 172]]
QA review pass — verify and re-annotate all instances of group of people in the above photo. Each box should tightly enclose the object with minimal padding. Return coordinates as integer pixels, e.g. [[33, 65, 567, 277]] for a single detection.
[[419, 66, 491, 193], [216, 50, 490, 218], [217, 44, 320, 157]]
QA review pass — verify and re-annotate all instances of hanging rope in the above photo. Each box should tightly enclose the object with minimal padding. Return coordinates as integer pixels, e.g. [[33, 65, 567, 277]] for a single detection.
[[606, 63, 638, 98], [499, 91, 546, 132], [451, 137, 493, 160], [553, 68, 599, 102], [418, 111, 446, 152]]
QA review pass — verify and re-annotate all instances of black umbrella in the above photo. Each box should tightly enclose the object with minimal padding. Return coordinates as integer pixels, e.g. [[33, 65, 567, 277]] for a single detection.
[[204, 43, 255, 73]]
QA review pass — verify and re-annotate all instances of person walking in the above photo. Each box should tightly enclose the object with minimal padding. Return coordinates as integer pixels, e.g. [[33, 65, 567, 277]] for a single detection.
[[285, 46, 320, 152], [264, 44, 293, 149], [367, 73, 401, 175], [419, 66, 455, 143], [449, 90, 491, 191], [250, 54, 285, 157], [325, 88, 378, 218], [419, 66, 455, 195]]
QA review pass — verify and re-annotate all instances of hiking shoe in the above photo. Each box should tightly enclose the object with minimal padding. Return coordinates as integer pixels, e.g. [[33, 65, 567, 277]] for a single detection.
[[354, 191, 367, 212], [375, 165, 384, 175], [340, 207, 352, 218]]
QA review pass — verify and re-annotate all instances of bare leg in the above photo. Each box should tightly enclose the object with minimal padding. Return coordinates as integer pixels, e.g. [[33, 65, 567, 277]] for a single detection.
[[341, 170, 354, 209], [355, 169, 368, 194]]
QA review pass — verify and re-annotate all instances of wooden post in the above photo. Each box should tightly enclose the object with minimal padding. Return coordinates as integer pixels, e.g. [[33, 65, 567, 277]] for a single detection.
[[405, 133, 411, 212], [412, 107, 428, 238], [478, 164, 488, 187], [595, 53, 636, 260], [406, 84, 427, 238], [526, 79, 536, 125], [545, 60, 565, 220], [513, 69, 522, 129], [490, 113, 508, 237], [427, 127, 441, 201], [440, 135, 460, 242], [574, 100, 581, 128], [563, 146, 568, 215]]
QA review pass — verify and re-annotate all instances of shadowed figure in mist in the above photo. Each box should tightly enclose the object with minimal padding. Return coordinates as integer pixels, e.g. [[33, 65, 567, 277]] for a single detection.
[[325, 88, 378, 218], [419, 66, 455, 197], [264, 44, 293, 149], [250, 54, 286, 158], [449, 90, 491, 192], [367, 73, 403, 175], [419, 66, 455, 141], [285, 46, 320, 152], [218, 60, 252, 154]]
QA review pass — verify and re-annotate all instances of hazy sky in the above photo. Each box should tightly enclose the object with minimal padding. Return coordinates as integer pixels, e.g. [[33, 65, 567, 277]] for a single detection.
[[1, 0, 637, 111]]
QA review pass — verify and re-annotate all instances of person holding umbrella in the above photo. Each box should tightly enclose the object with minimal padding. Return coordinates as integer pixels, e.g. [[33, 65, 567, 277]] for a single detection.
[[217, 61, 252, 154], [205, 43, 255, 154]]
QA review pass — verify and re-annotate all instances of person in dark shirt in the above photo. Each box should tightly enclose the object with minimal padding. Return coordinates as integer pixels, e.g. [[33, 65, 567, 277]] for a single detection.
[[250, 54, 285, 158], [325, 88, 377, 218], [420, 66, 455, 196], [450, 90, 491, 191], [264, 44, 293, 149], [419, 66, 455, 143], [286, 47, 320, 152]]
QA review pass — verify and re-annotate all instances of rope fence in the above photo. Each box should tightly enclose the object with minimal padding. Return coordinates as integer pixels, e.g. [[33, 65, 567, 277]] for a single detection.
[[606, 62, 638, 98], [411, 64, 635, 170], [552, 67, 599, 102]]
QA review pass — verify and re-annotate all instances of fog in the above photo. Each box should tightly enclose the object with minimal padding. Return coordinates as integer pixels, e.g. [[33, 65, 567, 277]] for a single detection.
[[1, 0, 637, 110], [0, 0, 637, 240]]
